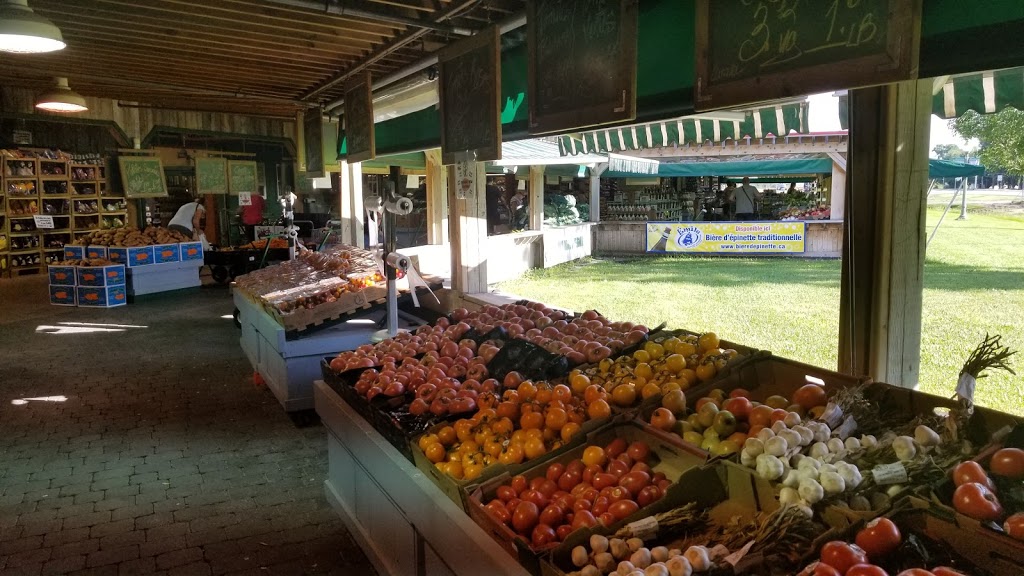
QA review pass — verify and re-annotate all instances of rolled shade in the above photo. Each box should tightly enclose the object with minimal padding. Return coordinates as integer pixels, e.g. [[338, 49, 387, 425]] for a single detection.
[[932, 69, 1024, 119]]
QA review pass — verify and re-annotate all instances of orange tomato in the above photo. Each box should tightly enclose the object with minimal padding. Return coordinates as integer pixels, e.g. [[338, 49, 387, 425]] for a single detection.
[[418, 433, 439, 452], [496, 401, 520, 421], [695, 362, 716, 382], [437, 426, 456, 446], [584, 384, 606, 405], [517, 381, 537, 401], [561, 422, 581, 443], [520, 411, 544, 430], [582, 446, 607, 467], [545, 407, 569, 430], [792, 384, 828, 410], [650, 407, 676, 431], [610, 383, 637, 407], [697, 332, 720, 352], [664, 354, 686, 374], [769, 408, 790, 423], [524, 437, 547, 460], [640, 382, 661, 400], [749, 405, 775, 428], [499, 443, 525, 465], [425, 442, 446, 463], [587, 399, 612, 420], [634, 363, 654, 380], [569, 373, 591, 395], [552, 384, 573, 404], [492, 417, 514, 436]]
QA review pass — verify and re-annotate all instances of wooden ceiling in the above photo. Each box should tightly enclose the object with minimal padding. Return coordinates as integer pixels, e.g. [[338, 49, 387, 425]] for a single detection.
[[0, 0, 523, 119]]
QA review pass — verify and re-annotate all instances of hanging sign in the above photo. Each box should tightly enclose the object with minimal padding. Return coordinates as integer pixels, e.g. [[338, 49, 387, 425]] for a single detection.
[[695, 0, 921, 110], [344, 72, 375, 163], [238, 192, 253, 207], [528, 0, 638, 134], [303, 107, 325, 177], [33, 215, 55, 229], [454, 161, 476, 200], [439, 26, 501, 165], [646, 221, 806, 254], [195, 157, 228, 195]]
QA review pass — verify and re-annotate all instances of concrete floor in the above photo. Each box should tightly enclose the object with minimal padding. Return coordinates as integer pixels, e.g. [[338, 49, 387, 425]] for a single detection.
[[0, 276, 376, 576]]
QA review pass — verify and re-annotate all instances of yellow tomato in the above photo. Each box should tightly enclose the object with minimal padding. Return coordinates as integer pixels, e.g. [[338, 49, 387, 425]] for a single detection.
[[634, 362, 654, 380], [697, 332, 720, 352], [664, 354, 687, 374], [610, 383, 637, 407], [633, 349, 651, 364], [643, 341, 665, 361]]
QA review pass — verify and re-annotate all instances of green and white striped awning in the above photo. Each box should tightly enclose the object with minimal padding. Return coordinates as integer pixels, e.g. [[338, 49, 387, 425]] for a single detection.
[[933, 69, 1024, 119], [558, 102, 809, 156]]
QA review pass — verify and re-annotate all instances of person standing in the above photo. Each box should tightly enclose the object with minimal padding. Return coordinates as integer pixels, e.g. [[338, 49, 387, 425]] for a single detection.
[[168, 196, 206, 239], [728, 177, 762, 220], [239, 186, 267, 241]]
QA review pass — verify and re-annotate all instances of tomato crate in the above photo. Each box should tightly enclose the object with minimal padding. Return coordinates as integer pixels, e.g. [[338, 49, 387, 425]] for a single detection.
[[76, 264, 125, 287], [153, 243, 180, 264], [466, 421, 707, 575], [48, 285, 76, 306], [179, 241, 203, 261], [63, 245, 84, 260], [108, 246, 154, 267], [409, 411, 618, 512], [77, 285, 127, 307], [85, 245, 107, 260], [47, 264, 76, 286]]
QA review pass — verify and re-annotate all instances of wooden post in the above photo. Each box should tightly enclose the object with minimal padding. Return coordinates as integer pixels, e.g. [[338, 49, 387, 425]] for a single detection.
[[425, 149, 448, 245], [349, 161, 365, 247], [448, 162, 488, 294], [529, 165, 545, 231], [589, 165, 605, 222], [339, 159, 353, 244], [838, 80, 931, 386], [830, 158, 846, 221]]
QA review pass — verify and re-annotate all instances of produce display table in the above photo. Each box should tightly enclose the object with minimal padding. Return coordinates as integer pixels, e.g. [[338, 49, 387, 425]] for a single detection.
[[127, 260, 202, 296], [314, 381, 530, 576], [234, 290, 427, 412]]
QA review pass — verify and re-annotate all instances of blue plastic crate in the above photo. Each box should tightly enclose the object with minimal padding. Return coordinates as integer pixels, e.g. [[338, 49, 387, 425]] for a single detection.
[[77, 285, 127, 307], [108, 246, 154, 267], [48, 265, 76, 286], [76, 264, 126, 287]]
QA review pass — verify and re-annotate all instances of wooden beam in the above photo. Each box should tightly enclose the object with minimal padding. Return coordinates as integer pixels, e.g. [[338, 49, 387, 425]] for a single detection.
[[348, 162, 366, 248], [830, 159, 846, 221], [448, 162, 488, 294], [425, 148, 448, 245], [529, 165, 544, 231]]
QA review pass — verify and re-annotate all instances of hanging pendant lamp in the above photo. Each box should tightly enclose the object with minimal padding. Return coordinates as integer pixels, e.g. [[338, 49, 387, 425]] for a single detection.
[[36, 77, 88, 113], [0, 0, 65, 53]]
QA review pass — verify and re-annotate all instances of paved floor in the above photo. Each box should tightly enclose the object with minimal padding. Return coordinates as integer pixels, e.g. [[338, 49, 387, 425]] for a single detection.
[[0, 276, 376, 576]]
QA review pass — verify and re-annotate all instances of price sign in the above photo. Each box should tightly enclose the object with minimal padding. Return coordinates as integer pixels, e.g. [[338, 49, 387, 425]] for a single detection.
[[238, 192, 252, 206], [695, 0, 920, 109], [33, 215, 55, 229], [454, 161, 476, 200], [439, 26, 501, 165]]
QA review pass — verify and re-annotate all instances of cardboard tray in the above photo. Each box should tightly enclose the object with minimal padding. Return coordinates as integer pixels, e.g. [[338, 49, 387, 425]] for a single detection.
[[466, 421, 709, 575]]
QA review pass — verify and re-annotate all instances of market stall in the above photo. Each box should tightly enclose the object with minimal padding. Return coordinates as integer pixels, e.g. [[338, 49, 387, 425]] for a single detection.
[[314, 297, 1024, 576]]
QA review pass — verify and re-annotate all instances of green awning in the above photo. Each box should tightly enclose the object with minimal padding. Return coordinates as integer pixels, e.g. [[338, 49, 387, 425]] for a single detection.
[[932, 69, 1024, 119], [604, 158, 833, 179], [362, 152, 427, 170], [558, 103, 809, 156], [721, 176, 819, 184], [928, 159, 986, 178]]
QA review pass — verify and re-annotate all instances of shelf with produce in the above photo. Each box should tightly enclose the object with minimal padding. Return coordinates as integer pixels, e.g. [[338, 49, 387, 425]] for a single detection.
[[71, 181, 100, 195]]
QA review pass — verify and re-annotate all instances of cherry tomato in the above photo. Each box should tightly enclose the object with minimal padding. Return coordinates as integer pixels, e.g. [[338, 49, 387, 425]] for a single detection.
[[952, 482, 1003, 521], [820, 541, 869, 574], [607, 459, 630, 480], [608, 499, 639, 520], [592, 472, 618, 490], [952, 461, 995, 491], [1004, 512, 1024, 541], [558, 470, 582, 492], [531, 523, 557, 547], [537, 479, 559, 499], [511, 501, 539, 534], [582, 464, 602, 484], [990, 447, 1024, 479], [573, 499, 592, 512], [855, 517, 902, 559], [599, 511, 616, 526], [847, 565, 889, 576], [521, 489, 549, 509]]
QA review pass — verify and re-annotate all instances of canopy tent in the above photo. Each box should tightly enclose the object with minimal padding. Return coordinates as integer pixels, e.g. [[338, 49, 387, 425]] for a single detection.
[[557, 103, 809, 157], [932, 68, 1024, 119], [603, 157, 833, 179], [928, 159, 986, 178]]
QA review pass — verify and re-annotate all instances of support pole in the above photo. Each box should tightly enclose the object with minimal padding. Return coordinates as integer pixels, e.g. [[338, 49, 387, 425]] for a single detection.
[[830, 157, 846, 221], [957, 176, 968, 220], [838, 80, 931, 387], [349, 162, 365, 247], [529, 165, 545, 231], [927, 186, 960, 247], [448, 162, 488, 294], [386, 166, 401, 336], [589, 165, 605, 223], [425, 149, 448, 244]]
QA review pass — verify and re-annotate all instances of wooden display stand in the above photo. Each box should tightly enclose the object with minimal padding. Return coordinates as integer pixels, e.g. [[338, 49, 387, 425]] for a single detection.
[[315, 381, 530, 576]]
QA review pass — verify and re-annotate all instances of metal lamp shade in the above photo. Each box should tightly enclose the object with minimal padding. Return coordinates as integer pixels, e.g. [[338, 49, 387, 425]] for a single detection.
[[0, 0, 65, 53], [36, 77, 88, 113]]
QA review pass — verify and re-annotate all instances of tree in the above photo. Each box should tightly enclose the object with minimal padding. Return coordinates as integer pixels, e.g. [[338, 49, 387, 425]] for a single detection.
[[933, 143, 967, 161], [950, 108, 1024, 176]]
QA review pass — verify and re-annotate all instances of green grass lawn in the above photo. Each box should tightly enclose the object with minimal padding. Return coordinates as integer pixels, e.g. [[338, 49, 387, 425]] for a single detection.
[[497, 207, 1024, 415]]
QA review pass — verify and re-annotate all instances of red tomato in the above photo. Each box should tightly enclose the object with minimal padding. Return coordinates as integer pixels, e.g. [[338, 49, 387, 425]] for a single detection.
[[531, 523, 558, 547], [592, 472, 618, 490], [931, 568, 967, 576], [803, 562, 842, 576], [729, 388, 751, 398], [637, 484, 663, 507], [855, 517, 902, 559], [990, 447, 1024, 479], [511, 501, 539, 534], [539, 504, 564, 527], [820, 541, 869, 574], [895, 570, 934, 576], [618, 471, 651, 497], [496, 486, 517, 502], [608, 499, 639, 520], [847, 565, 889, 576], [1004, 512, 1024, 541], [952, 461, 996, 491], [570, 510, 597, 530], [555, 524, 573, 540], [607, 459, 630, 480], [510, 475, 527, 494], [521, 489, 549, 509], [605, 438, 628, 459], [573, 499, 592, 512], [599, 512, 616, 526], [558, 470, 581, 492], [626, 441, 650, 462], [952, 482, 1004, 521], [546, 463, 565, 482], [485, 500, 511, 525]]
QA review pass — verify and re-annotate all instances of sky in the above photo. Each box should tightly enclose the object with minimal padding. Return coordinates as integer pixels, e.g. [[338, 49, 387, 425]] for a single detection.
[[805, 92, 979, 157]]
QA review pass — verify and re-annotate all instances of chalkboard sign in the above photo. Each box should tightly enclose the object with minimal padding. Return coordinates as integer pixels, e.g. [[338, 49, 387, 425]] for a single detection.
[[439, 26, 501, 166], [118, 156, 167, 198], [695, 0, 920, 110], [527, 0, 638, 135], [344, 73, 375, 163], [228, 160, 257, 195], [303, 107, 325, 177], [195, 157, 227, 195]]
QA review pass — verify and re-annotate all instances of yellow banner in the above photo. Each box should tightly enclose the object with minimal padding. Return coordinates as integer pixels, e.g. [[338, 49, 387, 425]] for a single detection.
[[646, 221, 806, 253]]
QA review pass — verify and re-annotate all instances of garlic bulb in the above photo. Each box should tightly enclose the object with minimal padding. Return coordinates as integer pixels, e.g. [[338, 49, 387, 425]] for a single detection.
[[651, 547, 670, 563], [798, 478, 825, 504], [743, 437, 765, 457], [595, 553, 616, 573], [683, 546, 711, 572], [572, 546, 589, 567], [835, 462, 863, 489], [765, 436, 788, 457], [645, 564, 669, 576], [792, 425, 814, 446], [582, 565, 602, 576], [844, 437, 861, 452], [819, 470, 846, 495], [777, 429, 803, 450], [666, 556, 693, 576], [591, 534, 609, 554], [630, 548, 652, 569], [914, 425, 940, 447], [809, 442, 830, 459], [756, 454, 785, 481], [827, 438, 846, 454], [860, 434, 877, 448], [627, 538, 645, 553], [610, 538, 629, 560], [779, 486, 802, 507], [740, 449, 757, 468], [783, 411, 802, 427], [618, 561, 637, 576], [756, 428, 776, 442], [782, 468, 803, 488], [771, 420, 789, 434], [797, 456, 822, 471], [892, 436, 917, 461]]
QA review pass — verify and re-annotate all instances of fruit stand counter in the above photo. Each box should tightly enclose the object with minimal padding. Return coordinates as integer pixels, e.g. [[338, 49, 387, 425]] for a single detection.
[[314, 381, 531, 576], [594, 220, 843, 258]]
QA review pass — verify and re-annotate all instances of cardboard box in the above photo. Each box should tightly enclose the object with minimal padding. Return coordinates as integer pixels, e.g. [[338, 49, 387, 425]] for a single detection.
[[76, 264, 126, 287], [47, 264, 76, 286], [108, 246, 154, 267], [153, 243, 180, 264], [466, 421, 708, 574], [48, 285, 76, 306], [77, 285, 127, 307], [179, 241, 203, 261], [63, 245, 84, 260], [85, 245, 108, 259]]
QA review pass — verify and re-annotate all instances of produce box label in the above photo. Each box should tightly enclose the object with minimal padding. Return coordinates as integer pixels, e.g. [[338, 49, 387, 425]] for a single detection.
[[108, 246, 154, 267], [77, 285, 127, 307], [48, 265, 77, 286], [76, 264, 126, 287], [153, 243, 180, 264], [86, 245, 108, 259], [646, 221, 806, 254], [179, 241, 203, 261], [63, 245, 85, 260], [48, 285, 76, 306]]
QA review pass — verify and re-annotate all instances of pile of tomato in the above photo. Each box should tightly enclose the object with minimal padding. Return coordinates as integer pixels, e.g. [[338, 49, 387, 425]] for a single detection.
[[949, 446, 1024, 539], [480, 438, 669, 549]]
